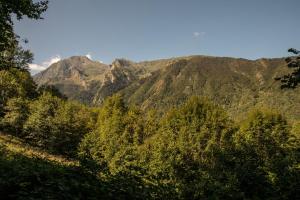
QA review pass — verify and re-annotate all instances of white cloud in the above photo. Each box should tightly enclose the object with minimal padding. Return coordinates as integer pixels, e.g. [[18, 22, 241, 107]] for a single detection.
[[28, 63, 47, 71], [193, 31, 206, 38], [86, 53, 92, 60], [42, 55, 61, 67], [29, 55, 61, 75], [193, 32, 200, 37]]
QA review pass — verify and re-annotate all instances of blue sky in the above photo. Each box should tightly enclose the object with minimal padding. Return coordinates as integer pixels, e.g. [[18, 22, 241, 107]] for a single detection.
[[14, 0, 300, 73]]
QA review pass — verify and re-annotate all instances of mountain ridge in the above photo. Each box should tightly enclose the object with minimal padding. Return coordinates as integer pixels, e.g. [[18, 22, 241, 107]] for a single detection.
[[33, 55, 300, 121]]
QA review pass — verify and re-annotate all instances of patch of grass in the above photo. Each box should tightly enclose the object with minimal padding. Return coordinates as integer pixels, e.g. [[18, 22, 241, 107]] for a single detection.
[[0, 133, 79, 166]]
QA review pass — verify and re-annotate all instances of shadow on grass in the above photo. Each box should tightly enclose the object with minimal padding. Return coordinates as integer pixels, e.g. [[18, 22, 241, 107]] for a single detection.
[[0, 146, 175, 200]]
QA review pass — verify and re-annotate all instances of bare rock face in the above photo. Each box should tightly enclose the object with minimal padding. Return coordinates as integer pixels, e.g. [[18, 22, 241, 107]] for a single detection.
[[35, 56, 105, 103], [90, 59, 138, 104], [33, 56, 144, 104], [34, 55, 300, 121], [110, 58, 134, 69]]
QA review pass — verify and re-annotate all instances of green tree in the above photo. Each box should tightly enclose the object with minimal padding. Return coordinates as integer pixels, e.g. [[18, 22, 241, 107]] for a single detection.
[[0, 0, 48, 71], [78, 95, 174, 198], [79, 95, 150, 173], [23, 93, 62, 149], [0, 0, 47, 125], [234, 109, 300, 199], [0, 69, 36, 118], [50, 100, 95, 156], [148, 96, 238, 199], [23, 93, 94, 156], [1, 97, 29, 134], [275, 48, 300, 89]]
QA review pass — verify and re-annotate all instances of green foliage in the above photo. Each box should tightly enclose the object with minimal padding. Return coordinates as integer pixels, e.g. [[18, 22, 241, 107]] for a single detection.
[[146, 96, 239, 199], [0, 135, 172, 200], [0, 0, 47, 126], [78, 95, 300, 199], [234, 110, 300, 199], [0, 0, 48, 71], [23, 93, 94, 156], [275, 48, 300, 89], [23, 93, 62, 148], [0, 69, 36, 117], [49, 100, 95, 156], [79, 95, 147, 173], [1, 97, 29, 134], [1, 93, 299, 199]]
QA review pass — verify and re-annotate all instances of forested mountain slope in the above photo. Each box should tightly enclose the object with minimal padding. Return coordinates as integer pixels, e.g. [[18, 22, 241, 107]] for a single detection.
[[34, 55, 300, 121]]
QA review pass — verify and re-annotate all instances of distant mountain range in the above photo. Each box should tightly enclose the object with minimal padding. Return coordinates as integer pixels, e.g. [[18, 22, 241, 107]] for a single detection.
[[33, 55, 300, 121]]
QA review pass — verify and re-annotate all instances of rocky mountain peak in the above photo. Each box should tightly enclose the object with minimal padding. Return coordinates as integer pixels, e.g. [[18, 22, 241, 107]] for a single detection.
[[111, 58, 134, 69], [62, 56, 94, 66]]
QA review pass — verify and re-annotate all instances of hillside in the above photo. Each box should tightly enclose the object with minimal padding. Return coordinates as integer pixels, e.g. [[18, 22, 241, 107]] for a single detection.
[[0, 133, 164, 199], [0, 133, 102, 199], [33, 55, 300, 121]]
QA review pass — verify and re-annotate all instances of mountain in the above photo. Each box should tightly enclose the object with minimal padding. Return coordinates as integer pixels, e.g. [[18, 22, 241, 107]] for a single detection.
[[33, 55, 300, 121]]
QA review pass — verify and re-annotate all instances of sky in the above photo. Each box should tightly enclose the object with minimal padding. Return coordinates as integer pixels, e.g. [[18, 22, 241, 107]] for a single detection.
[[13, 0, 300, 74]]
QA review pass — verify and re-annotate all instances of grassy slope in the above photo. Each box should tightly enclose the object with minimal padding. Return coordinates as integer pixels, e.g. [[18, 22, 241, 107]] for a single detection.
[[0, 133, 169, 200], [0, 133, 106, 200], [0, 133, 79, 166]]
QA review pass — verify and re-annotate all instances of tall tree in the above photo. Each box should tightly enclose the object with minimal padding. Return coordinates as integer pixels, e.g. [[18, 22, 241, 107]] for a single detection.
[[0, 0, 48, 119], [0, 0, 48, 71]]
